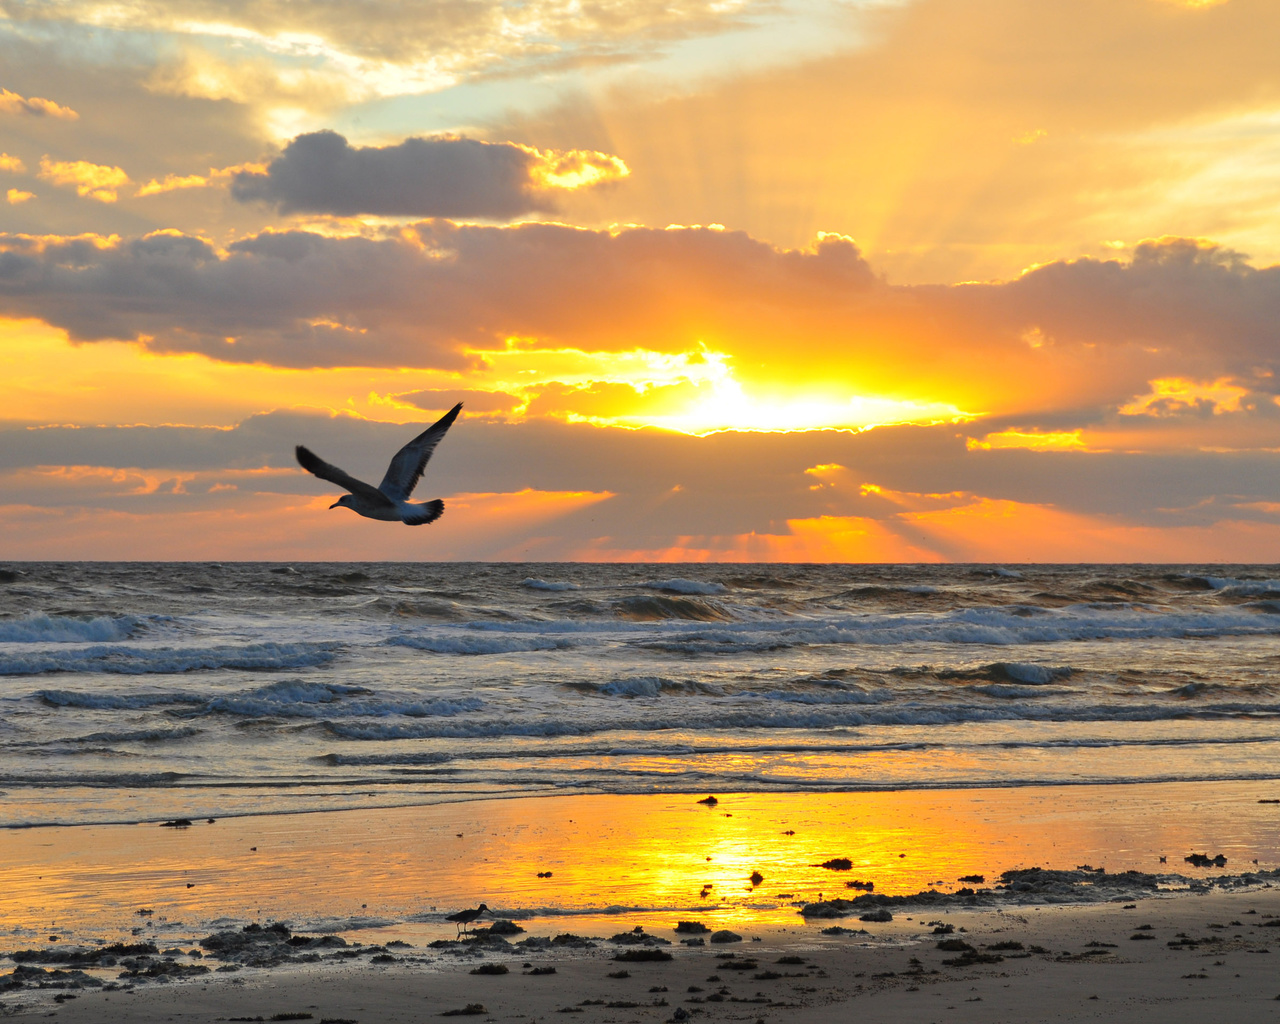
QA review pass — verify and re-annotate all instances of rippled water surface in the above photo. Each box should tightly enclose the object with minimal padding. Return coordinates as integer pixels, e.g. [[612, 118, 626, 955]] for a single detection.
[[4, 561, 1280, 826]]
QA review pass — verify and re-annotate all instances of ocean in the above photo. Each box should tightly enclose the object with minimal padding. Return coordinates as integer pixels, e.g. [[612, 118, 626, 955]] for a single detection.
[[4, 561, 1280, 831]]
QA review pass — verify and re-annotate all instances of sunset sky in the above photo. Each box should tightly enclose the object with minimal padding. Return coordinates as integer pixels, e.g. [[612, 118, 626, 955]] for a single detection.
[[3, 0, 1280, 560]]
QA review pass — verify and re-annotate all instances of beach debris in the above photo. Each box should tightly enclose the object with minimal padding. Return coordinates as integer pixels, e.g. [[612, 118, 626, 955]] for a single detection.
[[607, 969, 631, 978], [782, 830, 795, 835], [958, 874, 985, 884], [1185, 853, 1228, 868], [674, 922, 710, 934], [537, 871, 553, 878], [860, 909, 893, 923], [160, 819, 194, 828], [613, 948, 673, 962], [697, 796, 719, 806], [817, 858, 852, 871], [709, 930, 742, 944], [526, 966, 557, 975], [469, 963, 508, 975], [749, 871, 764, 886], [482, 920, 524, 936], [610, 926, 670, 947], [440, 1005, 487, 1016], [846, 880, 874, 891], [136, 908, 154, 916]]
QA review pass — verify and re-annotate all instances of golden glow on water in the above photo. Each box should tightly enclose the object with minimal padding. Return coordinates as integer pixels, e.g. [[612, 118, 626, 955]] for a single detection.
[[2, 785, 1278, 943]]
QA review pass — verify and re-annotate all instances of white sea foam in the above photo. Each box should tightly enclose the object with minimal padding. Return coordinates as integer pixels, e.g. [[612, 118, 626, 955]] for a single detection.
[[0, 613, 140, 643]]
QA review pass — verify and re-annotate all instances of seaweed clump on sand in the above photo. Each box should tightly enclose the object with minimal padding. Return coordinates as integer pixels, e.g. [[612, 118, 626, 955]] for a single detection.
[[797, 865, 1280, 919]]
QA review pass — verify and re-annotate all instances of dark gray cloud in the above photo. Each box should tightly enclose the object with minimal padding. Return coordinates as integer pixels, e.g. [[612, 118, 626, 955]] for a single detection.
[[5, 414, 1280, 543], [230, 131, 589, 218], [1, 225, 1279, 420]]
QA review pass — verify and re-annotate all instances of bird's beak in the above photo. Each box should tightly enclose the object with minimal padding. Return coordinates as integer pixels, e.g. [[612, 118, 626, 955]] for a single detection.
[[329, 501, 341, 509]]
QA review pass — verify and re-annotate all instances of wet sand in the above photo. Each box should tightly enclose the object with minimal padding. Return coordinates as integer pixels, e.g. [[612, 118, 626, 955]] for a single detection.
[[4, 783, 1279, 941], [17, 893, 1280, 1023]]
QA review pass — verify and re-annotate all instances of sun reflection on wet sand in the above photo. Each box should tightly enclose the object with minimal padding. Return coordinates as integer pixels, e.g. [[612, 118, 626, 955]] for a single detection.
[[2, 783, 1278, 943]]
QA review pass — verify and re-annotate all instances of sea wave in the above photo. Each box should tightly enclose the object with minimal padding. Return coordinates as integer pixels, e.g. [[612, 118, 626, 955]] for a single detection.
[[1, 641, 338, 676], [388, 634, 575, 655], [522, 578, 581, 591], [0, 613, 141, 643], [644, 578, 728, 595]]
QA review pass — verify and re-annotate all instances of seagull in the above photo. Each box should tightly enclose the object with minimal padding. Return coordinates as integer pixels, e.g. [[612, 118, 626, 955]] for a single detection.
[[295, 403, 462, 525], [446, 903, 489, 937]]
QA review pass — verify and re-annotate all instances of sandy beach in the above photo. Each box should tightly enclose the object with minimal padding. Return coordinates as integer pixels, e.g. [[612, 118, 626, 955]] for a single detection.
[[12, 892, 1280, 1023], [5, 787, 1280, 1021]]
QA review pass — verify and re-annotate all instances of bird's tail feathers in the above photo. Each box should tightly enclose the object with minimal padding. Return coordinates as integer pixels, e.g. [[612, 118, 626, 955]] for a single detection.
[[402, 499, 444, 526]]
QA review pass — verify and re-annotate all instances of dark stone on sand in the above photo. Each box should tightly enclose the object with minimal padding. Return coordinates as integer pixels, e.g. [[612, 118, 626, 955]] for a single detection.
[[697, 796, 718, 806], [484, 920, 525, 935], [958, 874, 985, 884], [607, 970, 631, 979], [527, 966, 557, 975], [159, 819, 194, 828], [681, 938, 705, 946], [709, 930, 742, 944], [859, 909, 893, 923], [613, 948, 673, 962], [470, 963, 508, 975], [440, 1005, 487, 1016], [846, 879, 874, 891], [674, 922, 709, 934], [749, 871, 764, 886], [818, 858, 852, 871]]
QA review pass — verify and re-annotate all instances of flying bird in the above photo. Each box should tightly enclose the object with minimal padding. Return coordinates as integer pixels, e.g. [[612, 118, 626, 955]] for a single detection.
[[446, 903, 489, 937], [295, 402, 462, 525]]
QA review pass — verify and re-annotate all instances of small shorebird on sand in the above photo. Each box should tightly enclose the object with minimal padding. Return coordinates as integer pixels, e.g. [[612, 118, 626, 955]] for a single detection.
[[446, 903, 489, 937]]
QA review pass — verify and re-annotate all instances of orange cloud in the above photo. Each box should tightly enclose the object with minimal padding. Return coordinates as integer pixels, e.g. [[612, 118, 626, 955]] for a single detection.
[[37, 157, 130, 202], [0, 89, 78, 120]]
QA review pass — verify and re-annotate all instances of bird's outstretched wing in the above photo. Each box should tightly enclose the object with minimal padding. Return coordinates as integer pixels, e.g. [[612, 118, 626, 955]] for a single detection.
[[378, 402, 463, 502], [295, 446, 389, 506]]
